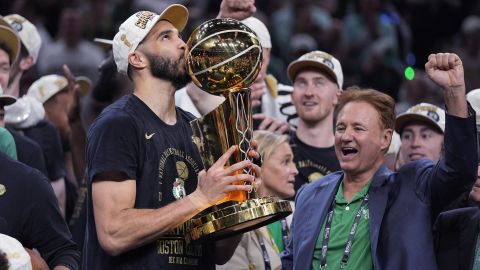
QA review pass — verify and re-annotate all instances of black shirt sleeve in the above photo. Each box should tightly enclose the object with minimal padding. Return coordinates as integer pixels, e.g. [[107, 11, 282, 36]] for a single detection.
[[86, 108, 140, 181], [0, 154, 80, 269]]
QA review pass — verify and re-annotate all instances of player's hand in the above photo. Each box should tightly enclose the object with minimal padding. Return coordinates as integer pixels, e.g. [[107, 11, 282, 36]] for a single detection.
[[192, 146, 259, 210], [250, 80, 266, 108], [63, 64, 83, 122], [253, 113, 291, 134], [218, 0, 256, 20], [25, 248, 49, 270]]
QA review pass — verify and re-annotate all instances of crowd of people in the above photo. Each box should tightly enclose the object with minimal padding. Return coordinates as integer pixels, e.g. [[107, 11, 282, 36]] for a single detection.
[[0, 0, 479, 269]]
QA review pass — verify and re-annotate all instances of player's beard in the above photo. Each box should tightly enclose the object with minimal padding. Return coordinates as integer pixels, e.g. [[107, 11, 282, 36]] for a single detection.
[[145, 51, 191, 89]]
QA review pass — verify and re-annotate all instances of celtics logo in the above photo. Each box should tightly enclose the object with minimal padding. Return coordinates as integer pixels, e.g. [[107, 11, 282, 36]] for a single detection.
[[308, 172, 325, 183], [173, 161, 188, 200]]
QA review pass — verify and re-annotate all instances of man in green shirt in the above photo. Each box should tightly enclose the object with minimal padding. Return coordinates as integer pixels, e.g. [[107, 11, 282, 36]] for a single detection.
[[282, 53, 477, 270]]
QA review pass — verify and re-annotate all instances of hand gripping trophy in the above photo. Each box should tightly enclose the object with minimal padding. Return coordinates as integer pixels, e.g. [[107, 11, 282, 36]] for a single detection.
[[185, 18, 292, 242]]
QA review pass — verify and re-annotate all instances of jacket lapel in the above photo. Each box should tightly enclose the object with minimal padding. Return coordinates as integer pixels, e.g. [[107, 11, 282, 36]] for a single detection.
[[300, 175, 342, 269], [368, 165, 392, 269]]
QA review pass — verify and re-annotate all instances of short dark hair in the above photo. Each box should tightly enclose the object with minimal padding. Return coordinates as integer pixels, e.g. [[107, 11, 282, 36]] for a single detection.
[[335, 86, 396, 130], [0, 42, 12, 64]]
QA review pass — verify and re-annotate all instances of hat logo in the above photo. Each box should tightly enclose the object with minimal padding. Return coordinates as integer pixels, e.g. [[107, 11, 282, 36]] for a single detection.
[[427, 111, 439, 122], [322, 58, 334, 70], [10, 20, 23, 32], [38, 86, 45, 99], [134, 11, 155, 29], [121, 34, 132, 49], [0, 184, 5, 196]]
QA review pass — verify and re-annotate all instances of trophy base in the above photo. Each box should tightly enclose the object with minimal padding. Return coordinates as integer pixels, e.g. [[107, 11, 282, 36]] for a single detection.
[[188, 196, 292, 242]]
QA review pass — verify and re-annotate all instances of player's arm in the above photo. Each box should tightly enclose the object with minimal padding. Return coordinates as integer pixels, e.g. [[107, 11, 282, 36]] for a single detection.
[[93, 146, 258, 256]]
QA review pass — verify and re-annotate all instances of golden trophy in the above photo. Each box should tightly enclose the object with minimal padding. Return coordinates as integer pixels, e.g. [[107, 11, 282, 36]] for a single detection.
[[185, 18, 292, 242]]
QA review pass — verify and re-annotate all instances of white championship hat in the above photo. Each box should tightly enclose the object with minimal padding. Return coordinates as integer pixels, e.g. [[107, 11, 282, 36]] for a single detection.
[[467, 88, 480, 125], [0, 85, 16, 107], [4, 95, 45, 129], [1, 14, 41, 64], [26, 74, 68, 104], [287, 50, 344, 89], [0, 25, 20, 65], [241, 17, 271, 49], [112, 5, 189, 74], [0, 234, 32, 270], [395, 103, 446, 134]]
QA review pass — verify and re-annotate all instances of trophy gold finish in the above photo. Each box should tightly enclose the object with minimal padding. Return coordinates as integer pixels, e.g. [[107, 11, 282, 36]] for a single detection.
[[185, 18, 292, 242]]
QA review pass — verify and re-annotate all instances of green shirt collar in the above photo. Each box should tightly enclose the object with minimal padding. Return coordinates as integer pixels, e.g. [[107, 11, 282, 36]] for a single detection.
[[335, 179, 372, 204]]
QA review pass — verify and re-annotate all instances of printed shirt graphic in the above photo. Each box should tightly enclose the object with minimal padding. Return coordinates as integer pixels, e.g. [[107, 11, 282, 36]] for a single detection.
[[290, 133, 341, 194], [84, 94, 214, 270]]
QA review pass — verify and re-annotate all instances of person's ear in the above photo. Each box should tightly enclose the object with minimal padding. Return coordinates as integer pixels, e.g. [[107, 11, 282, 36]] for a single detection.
[[381, 128, 393, 152], [128, 51, 148, 70], [19, 56, 34, 71]]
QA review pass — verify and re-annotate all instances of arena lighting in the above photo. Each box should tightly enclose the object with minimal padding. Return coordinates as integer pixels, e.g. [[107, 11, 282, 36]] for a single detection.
[[404, 66, 415, 81]]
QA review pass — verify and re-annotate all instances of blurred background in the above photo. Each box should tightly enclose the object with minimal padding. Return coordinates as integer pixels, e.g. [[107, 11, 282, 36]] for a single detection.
[[2, 0, 480, 112]]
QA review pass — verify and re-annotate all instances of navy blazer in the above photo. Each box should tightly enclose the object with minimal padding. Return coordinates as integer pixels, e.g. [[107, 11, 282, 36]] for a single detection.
[[434, 207, 480, 270], [281, 113, 477, 270]]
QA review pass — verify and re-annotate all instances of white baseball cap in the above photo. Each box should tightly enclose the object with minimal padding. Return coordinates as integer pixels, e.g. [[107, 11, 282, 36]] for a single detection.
[[0, 85, 17, 107], [0, 234, 32, 270], [467, 88, 480, 125], [0, 25, 20, 65], [241, 17, 271, 49], [2, 14, 41, 64], [27, 74, 68, 104], [287, 50, 344, 89], [395, 103, 446, 134], [113, 5, 189, 74], [4, 95, 45, 128]]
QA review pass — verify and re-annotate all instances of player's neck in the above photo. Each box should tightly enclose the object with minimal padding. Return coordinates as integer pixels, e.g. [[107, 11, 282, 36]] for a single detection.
[[134, 77, 177, 124], [296, 117, 335, 148]]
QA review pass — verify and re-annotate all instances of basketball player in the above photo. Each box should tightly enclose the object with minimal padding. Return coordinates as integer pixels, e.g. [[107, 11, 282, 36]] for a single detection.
[[83, 5, 261, 270], [287, 51, 342, 194]]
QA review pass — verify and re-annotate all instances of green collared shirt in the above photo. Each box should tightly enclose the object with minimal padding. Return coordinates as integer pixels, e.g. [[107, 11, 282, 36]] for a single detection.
[[312, 180, 373, 270]]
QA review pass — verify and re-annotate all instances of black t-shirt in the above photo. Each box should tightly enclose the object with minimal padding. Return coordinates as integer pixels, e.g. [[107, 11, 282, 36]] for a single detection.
[[5, 126, 48, 177], [22, 120, 66, 182], [290, 133, 341, 193], [83, 94, 215, 270], [0, 152, 80, 269]]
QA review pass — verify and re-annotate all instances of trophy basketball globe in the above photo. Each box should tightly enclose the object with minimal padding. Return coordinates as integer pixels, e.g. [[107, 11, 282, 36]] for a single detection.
[[185, 18, 292, 242]]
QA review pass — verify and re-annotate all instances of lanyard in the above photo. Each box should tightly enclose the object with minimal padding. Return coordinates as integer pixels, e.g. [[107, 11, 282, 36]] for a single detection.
[[280, 218, 289, 250], [255, 230, 271, 270], [320, 194, 369, 270]]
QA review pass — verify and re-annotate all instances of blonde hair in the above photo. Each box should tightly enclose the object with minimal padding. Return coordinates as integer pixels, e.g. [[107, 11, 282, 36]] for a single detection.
[[253, 130, 290, 163]]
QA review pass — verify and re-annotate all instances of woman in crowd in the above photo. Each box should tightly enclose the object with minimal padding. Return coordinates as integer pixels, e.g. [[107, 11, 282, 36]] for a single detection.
[[217, 130, 298, 270]]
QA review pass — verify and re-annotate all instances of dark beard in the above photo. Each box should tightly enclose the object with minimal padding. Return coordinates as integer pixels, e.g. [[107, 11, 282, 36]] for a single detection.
[[145, 52, 191, 89]]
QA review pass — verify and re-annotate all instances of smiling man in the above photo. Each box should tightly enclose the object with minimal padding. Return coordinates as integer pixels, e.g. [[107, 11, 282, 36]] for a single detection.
[[281, 53, 477, 270], [394, 103, 445, 168], [287, 51, 342, 194]]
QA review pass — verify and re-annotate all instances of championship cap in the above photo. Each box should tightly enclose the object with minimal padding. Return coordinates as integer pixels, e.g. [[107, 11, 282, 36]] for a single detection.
[[112, 5, 189, 74], [241, 17, 271, 49], [26, 74, 68, 104], [287, 50, 343, 89], [76, 76, 92, 96], [2, 14, 42, 64], [467, 88, 480, 125], [0, 25, 20, 65], [0, 233, 32, 270], [0, 85, 17, 107], [395, 103, 446, 134], [4, 95, 45, 129]]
